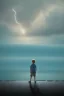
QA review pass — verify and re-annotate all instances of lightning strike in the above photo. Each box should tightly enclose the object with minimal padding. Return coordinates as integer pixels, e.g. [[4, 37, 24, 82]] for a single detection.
[[12, 8, 26, 35]]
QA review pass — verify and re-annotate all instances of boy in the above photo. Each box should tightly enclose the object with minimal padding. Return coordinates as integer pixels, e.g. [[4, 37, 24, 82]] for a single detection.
[[29, 59, 37, 83]]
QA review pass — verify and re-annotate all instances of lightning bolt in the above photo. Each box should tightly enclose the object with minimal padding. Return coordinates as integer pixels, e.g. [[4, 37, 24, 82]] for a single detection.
[[12, 8, 20, 25], [12, 8, 26, 35]]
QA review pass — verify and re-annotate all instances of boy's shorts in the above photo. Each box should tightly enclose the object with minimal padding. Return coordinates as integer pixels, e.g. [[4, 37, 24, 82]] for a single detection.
[[30, 72, 36, 77]]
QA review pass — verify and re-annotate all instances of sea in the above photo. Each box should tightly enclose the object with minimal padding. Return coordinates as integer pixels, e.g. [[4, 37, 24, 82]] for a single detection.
[[0, 44, 64, 81]]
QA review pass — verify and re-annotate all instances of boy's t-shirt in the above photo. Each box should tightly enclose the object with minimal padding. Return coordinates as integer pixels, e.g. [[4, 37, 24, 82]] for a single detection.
[[30, 64, 36, 73]]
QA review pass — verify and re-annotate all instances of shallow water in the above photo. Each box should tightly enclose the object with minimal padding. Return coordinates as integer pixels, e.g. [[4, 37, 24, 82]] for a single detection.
[[0, 44, 64, 80]]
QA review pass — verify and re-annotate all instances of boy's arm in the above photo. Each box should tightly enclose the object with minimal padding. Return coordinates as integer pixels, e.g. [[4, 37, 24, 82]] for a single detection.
[[36, 67, 37, 71], [35, 65, 37, 72]]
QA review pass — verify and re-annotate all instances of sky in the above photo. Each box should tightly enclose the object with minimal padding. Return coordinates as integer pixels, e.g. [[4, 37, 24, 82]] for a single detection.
[[0, 0, 64, 45]]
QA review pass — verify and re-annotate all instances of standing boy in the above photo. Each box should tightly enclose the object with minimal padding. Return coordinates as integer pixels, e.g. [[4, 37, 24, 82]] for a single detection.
[[29, 59, 37, 83]]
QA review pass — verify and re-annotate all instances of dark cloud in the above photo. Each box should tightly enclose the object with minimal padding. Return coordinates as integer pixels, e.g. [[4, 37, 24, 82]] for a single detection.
[[0, 0, 21, 12], [0, 0, 64, 44], [0, 0, 43, 24], [27, 8, 64, 36], [0, 0, 58, 22]]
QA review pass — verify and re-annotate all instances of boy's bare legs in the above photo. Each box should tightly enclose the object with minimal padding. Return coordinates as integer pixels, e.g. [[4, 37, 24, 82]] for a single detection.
[[34, 74, 36, 83], [29, 73, 36, 83], [30, 76, 32, 82], [29, 74, 32, 83]]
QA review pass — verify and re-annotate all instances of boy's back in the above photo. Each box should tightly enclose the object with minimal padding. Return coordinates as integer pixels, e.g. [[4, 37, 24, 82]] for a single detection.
[[30, 64, 36, 73]]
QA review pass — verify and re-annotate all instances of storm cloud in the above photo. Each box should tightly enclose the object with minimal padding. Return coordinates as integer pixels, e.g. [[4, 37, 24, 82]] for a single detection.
[[0, 0, 64, 44]]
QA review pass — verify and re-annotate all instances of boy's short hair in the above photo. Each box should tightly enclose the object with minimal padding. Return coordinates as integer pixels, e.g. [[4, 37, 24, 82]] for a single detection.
[[32, 59, 35, 63]]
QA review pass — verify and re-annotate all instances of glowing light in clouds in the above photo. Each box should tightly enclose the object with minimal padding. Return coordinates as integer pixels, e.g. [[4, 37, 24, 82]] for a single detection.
[[12, 8, 26, 35]]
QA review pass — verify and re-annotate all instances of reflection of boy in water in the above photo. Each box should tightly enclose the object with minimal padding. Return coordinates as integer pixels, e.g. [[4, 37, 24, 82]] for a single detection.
[[29, 59, 37, 83]]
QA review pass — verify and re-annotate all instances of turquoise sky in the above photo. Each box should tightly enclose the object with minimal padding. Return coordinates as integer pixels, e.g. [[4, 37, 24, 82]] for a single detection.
[[0, 0, 64, 44]]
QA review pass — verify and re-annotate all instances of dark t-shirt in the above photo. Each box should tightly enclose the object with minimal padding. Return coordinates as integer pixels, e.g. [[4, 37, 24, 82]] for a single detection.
[[30, 64, 36, 73]]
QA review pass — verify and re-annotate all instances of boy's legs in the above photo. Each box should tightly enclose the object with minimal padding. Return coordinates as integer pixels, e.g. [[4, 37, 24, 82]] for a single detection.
[[30, 76, 32, 82], [30, 73, 32, 82], [29, 73, 36, 83], [34, 73, 36, 83]]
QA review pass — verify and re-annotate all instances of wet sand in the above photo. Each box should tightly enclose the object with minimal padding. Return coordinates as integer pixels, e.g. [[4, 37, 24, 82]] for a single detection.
[[0, 80, 64, 96]]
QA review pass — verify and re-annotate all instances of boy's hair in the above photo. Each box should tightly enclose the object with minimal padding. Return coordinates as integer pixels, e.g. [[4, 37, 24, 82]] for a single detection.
[[32, 59, 35, 63]]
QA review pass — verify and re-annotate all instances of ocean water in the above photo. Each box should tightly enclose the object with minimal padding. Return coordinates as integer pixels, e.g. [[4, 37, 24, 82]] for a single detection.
[[0, 44, 64, 80]]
